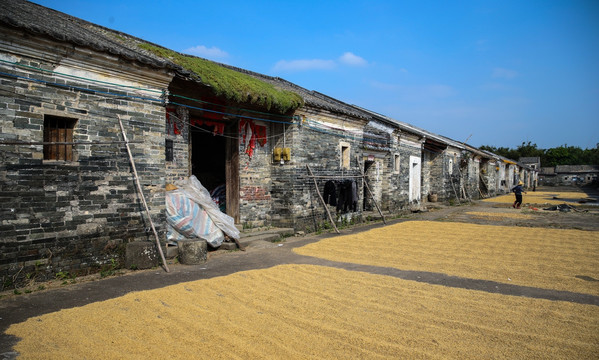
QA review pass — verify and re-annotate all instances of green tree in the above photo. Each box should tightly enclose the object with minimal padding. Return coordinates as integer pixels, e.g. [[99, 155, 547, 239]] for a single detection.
[[480, 143, 598, 166]]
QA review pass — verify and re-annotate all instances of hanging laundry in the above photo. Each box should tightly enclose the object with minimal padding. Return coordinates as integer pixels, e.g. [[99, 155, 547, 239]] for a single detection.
[[350, 180, 358, 212], [165, 109, 181, 135], [336, 180, 358, 213], [323, 180, 337, 206], [190, 118, 225, 136], [239, 119, 267, 159], [254, 124, 267, 146]]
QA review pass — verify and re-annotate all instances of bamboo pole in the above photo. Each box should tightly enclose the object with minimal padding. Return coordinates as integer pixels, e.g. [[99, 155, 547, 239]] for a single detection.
[[360, 166, 387, 225], [117, 115, 169, 273], [306, 165, 340, 234], [448, 175, 461, 205]]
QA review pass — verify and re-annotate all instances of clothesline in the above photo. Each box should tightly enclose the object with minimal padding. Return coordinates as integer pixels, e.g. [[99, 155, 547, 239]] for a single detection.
[[306, 165, 387, 233], [305, 174, 364, 179]]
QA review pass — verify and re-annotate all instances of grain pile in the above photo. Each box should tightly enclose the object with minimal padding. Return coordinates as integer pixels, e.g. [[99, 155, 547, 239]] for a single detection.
[[7, 264, 599, 359], [482, 190, 592, 206], [294, 221, 599, 295], [466, 211, 534, 220]]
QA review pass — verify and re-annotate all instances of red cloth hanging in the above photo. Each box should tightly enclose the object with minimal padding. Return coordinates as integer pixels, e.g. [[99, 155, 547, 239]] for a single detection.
[[254, 125, 267, 146], [239, 120, 267, 159]]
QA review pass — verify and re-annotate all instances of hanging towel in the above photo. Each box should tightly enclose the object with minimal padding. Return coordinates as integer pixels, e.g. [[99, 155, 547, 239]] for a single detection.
[[323, 180, 337, 206]]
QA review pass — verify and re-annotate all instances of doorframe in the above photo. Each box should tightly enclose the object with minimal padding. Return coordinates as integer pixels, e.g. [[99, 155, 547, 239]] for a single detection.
[[225, 122, 240, 223], [409, 155, 422, 203]]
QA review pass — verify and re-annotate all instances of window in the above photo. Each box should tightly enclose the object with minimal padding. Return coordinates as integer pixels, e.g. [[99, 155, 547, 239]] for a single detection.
[[43, 115, 77, 161], [340, 142, 350, 169], [165, 139, 174, 161], [393, 153, 400, 173]]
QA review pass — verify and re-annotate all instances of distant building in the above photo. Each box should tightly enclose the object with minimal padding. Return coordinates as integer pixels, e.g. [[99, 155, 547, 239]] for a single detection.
[[519, 157, 541, 188], [539, 165, 599, 186]]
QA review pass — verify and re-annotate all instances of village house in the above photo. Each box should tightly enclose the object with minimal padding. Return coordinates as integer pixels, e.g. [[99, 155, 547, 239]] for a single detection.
[[1, 0, 530, 286], [539, 165, 599, 186]]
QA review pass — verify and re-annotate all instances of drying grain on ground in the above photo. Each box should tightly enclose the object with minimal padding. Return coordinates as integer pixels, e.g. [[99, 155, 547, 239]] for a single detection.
[[465, 211, 534, 220], [7, 264, 598, 359], [294, 221, 599, 295], [482, 190, 595, 206]]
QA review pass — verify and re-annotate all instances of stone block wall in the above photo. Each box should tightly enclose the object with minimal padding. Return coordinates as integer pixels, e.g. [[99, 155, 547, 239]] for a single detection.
[[0, 37, 171, 287], [422, 150, 445, 201], [238, 119, 273, 228], [463, 157, 480, 200], [270, 111, 364, 233]]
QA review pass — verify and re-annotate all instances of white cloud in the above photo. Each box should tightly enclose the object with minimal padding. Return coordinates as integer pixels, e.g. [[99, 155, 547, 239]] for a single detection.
[[183, 45, 229, 59], [339, 52, 367, 66], [272, 52, 368, 72], [272, 59, 336, 72], [492, 67, 518, 79]]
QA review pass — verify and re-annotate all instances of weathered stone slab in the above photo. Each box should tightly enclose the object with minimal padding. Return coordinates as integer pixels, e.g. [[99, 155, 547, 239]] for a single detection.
[[178, 239, 207, 265], [125, 241, 159, 270]]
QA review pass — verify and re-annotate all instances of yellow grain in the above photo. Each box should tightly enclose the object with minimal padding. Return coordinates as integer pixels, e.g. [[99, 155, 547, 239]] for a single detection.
[[482, 190, 593, 205], [466, 211, 534, 220], [7, 265, 599, 359], [294, 221, 599, 295]]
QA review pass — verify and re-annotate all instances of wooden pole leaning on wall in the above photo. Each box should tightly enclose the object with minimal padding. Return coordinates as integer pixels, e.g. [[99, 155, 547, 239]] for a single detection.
[[448, 174, 461, 205], [306, 165, 340, 234], [117, 115, 169, 273], [360, 166, 387, 225]]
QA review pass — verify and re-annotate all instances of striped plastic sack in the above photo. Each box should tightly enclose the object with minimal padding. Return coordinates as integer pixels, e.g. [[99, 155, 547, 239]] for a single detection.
[[165, 190, 224, 247]]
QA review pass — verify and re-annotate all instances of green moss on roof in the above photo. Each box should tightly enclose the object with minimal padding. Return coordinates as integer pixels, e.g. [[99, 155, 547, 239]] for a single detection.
[[138, 44, 303, 114]]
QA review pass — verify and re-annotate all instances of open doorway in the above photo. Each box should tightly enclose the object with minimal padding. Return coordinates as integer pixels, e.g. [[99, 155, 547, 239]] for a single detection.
[[409, 155, 421, 203], [363, 160, 374, 210], [190, 121, 239, 222]]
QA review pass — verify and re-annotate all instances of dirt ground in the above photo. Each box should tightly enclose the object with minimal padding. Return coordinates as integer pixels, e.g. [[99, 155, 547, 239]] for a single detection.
[[1, 186, 598, 359]]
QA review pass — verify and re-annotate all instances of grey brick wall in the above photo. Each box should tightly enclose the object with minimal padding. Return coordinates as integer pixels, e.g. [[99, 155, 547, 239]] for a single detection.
[[0, 43, 171, 287]]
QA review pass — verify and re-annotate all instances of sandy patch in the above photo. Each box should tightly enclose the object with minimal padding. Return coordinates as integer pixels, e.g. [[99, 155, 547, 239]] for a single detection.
[[7, 264, 598, 359], [294, 221, 599, 295]]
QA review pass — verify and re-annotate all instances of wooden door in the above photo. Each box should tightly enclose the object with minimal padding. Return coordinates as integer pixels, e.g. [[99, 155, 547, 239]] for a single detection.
[[225, 122, 240, 223]]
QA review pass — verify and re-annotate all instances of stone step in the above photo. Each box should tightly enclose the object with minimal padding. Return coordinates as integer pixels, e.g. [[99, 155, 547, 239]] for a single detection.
[[240, 227, 294, 238], [218, 227, 294, 250]]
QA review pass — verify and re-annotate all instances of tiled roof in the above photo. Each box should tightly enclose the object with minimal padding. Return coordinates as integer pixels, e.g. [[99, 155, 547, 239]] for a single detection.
[[0, 1, 371, 117], [0, 0, 177, 71], [219, 64, 373, 119]]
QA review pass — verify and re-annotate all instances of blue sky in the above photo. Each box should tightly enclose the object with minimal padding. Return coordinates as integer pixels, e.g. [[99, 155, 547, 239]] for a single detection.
[[33, 0, 599, 149]]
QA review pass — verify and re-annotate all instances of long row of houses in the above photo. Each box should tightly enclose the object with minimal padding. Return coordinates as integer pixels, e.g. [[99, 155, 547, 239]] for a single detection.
[[0, 0, 537, 283]]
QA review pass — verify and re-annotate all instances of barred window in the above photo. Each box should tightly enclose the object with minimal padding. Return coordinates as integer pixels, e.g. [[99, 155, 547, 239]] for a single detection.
[[43, 115, 77, 161]]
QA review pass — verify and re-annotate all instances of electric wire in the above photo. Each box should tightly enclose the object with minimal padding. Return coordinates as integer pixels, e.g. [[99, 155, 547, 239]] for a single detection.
[[1, 59, 388, 144], [1, 58, 295, 120], [0, 70, 163, 103], [0, 67, 390, 145], [0, 58, 163, 93], [170, 93, 295, 121]]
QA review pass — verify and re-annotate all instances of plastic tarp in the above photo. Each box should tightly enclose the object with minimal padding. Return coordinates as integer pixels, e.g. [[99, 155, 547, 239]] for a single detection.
[[166, 176, 240, 248], [166, 190, 224, 247]]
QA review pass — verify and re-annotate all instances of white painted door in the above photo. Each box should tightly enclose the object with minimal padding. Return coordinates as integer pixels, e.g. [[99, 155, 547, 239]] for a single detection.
[[409, 156, 421, 203]]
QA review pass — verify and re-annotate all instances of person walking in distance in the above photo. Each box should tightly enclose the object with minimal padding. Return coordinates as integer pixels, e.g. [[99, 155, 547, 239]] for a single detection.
[[511, 180, 526, 209]]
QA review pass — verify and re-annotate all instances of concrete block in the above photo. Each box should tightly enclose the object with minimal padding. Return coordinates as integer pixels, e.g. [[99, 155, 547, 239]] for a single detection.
[[125, 241, 159, 269], [165, 243, 178, 259], [178, 239, 207, 265]]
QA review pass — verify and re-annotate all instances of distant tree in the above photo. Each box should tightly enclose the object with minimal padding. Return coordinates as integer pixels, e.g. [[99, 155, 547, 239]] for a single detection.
[[516, 142, 544, 158], [479, 143, 599, 166]]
